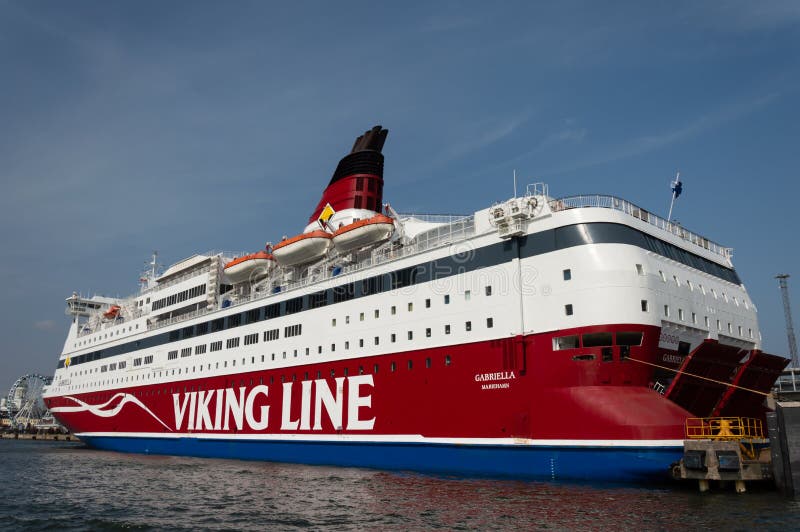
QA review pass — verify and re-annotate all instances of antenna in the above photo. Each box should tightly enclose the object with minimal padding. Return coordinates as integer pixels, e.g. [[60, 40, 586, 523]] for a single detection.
[[513, 169, 518, 199], [777, 274, 799, 368]]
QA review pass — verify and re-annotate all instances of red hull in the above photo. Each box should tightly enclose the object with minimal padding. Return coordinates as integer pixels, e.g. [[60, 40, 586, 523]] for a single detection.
[[47, 325, 688, 441]]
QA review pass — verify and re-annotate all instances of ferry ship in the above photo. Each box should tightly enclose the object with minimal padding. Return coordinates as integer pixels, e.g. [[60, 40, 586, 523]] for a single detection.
[[43, 126, 787, 482]]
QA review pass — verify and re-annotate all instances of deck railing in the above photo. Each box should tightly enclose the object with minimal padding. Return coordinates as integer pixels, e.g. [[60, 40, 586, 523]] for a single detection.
[[549, 195, 732, 259]]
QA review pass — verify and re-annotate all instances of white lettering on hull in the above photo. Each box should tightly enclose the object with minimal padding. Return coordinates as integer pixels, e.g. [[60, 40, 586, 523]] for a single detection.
[[171, 376, 376, 432]]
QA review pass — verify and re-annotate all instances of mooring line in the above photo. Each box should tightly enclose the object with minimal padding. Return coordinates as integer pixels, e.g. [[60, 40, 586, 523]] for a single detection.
[[628, 357, 769, 397]]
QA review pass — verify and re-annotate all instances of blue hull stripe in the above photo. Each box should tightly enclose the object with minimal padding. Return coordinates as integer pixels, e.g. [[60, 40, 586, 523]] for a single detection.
[[80, 436, 682, 482]]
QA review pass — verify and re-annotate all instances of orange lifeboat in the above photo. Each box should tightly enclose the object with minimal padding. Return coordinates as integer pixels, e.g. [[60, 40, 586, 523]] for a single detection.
[[103, 305, 121, 320], [272, 230, 332, 267], [332, 214, 394, 253], [224, 251, 276, 283]]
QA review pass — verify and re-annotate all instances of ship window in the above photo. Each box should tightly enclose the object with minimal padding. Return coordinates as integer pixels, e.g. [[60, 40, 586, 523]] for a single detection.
[[407, 360, 413, 370], [692, 312, 697, 324], [346, 315, 350, 324], [601, 347, 613, 362], [391, 333, 396, 343], [345, 341, 350, 350], [663, 305, 670, 317], [331, 343, 336, 352], [738, 325, 743, 336], [425, 298, 431, 308], [617, 332, 643, 346], [465, 321, 472, 331], [659, 270, 666, 282], [565, 304, 573, 316], [678, 309, 684, 321], [343, 368, 349, 376], [285, 297, 304, 314], [445, 355, 451, 366], [359, 339, 364, 348], [717, 319, 721, 331], [465, 290, 471, 301], [583, 332, 613, 347], [641, 300, 648, 312], [356, 176, 364, 190], [687, 280, 694, 291], [309, 291, 327, 309], [705, 316, 710, 328], [563, 269, 571, 281], [360, 312, 365, 321], [673, 275, 680, 286], [391, 306, 396, 315], [354, 195, 362, 209], [487, 318, 494, 328], [636, 264, 644, 275], [247, 308, 261, 323], [407, 302, 413, 312], [331, 318, 336, 327], [265, 303, 280, 319], [572, 354, 595, 361], [318, 346, 322, 354], [391, 362, 396, 372], [444, 295, 450, 304], [553, 335, 579, 350], [445, 324, 451, 335], [374, 309, 380, 318], [408, 331, 413, 340], [374, 336, 379, 345], [728, 323, 732, 333], [426, 328, 431, 337], [425, 358, 431, 368]]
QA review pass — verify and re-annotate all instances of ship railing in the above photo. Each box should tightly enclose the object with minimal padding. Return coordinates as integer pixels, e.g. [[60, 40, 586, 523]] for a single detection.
[[396, 213, 471, 224], [549, 194, 732, 259], [148, 306, 215, 330]]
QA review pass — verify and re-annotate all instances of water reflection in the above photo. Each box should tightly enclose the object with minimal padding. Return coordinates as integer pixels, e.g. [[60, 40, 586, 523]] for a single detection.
[[1, 441, 797, 531]]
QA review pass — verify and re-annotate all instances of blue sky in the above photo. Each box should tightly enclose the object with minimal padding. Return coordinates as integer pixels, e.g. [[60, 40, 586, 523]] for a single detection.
[[1, 1, 799, 392]]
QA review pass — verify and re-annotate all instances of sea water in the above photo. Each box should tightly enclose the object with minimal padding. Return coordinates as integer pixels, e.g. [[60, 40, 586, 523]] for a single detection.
[[0, 439, 798, 530]]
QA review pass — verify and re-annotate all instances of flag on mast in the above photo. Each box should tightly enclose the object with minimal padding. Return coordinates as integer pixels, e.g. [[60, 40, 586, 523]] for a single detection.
[[667, 171, 682, 222], [671, 173, 683, 199]]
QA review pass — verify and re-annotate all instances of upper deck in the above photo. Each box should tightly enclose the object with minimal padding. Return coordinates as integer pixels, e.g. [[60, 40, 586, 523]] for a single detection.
[[64, 184, 738, 354]]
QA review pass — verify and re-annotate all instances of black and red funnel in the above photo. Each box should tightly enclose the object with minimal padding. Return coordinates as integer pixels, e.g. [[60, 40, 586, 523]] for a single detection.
[[308, 125, 388, 225]]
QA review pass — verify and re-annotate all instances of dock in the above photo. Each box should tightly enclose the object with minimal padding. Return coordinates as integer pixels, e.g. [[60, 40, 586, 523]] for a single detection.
[[0, 432, 74, 441]]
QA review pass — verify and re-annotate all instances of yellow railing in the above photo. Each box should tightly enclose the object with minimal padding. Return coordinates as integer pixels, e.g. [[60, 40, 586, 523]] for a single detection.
[[685, 417, 764, 459], [686, 417, 764, 440]]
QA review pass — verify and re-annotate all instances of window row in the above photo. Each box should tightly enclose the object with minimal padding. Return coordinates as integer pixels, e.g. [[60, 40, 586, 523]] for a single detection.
[[152, 283, 207, 311]]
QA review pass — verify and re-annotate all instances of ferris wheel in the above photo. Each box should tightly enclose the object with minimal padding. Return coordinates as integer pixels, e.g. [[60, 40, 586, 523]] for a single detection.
[[6, 374, 52, 427]]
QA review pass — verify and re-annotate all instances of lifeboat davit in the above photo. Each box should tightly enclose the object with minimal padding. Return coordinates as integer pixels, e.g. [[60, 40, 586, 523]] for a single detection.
[[332, 214, 394, 253], [103, 305, 121, 320], [272, 230, 332, 267], [224, 251, 276, 283]]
